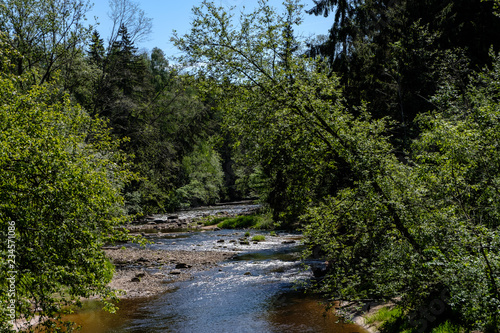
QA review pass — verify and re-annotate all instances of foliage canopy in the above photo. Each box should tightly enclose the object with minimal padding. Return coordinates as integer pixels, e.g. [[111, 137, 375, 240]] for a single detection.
[[174, 1, 500, 331], [0, 35, 133, 332]]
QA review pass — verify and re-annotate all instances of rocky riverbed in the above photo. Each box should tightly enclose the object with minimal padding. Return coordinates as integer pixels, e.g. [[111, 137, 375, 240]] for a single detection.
[[104, 248, 235, 298], [125, 202, 261, 232], [106, 203, 262, 298]]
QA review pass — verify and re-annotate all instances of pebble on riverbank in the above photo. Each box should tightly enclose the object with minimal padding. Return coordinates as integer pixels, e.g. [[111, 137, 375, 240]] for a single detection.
[[104, 248, 234, 299]]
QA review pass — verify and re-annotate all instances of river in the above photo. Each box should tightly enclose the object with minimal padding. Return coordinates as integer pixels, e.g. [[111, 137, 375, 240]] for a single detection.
[[65, 205, 368, 333]]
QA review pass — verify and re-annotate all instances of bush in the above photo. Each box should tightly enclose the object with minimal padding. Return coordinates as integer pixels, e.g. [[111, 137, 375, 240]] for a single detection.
[[431, 321, 462, 333], [218, 215, 259, 229], [202, 216, 228, 226], [365, 306, 402, 326], [251, 235, 266, 242], [254, 212, 274, 229]]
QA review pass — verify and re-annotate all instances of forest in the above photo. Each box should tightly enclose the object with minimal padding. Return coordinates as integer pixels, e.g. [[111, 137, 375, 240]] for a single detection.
[[1, 0, 500, 331]]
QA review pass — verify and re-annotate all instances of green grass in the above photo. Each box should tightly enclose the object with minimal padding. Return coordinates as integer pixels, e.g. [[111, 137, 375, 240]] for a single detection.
[[370, 307, 466, 333], [202, 216, 229, 226], [218, 215, 259, 229], [254, 212, 274, 229], [202, 212, 277, 230], [251, 235, 266, 242], [201, 212, 278, 230], [244, 231, 251, 237], [365, 306, 403, 325], [431, 321, 463, 333]]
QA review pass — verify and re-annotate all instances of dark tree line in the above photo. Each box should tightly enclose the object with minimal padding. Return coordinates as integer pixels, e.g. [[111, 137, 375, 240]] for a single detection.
[[84, 26, 233, 213], [307, 0, 500, 142]]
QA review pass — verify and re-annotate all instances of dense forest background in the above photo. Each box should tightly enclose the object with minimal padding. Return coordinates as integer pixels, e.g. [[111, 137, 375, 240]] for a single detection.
[[1, 0, 500, 331]]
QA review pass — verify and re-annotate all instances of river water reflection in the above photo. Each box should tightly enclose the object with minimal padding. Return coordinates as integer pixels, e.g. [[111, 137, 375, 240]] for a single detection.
[[66, 205, 367, 332]]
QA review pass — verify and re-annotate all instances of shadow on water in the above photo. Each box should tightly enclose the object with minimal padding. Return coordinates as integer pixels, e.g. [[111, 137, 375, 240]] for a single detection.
[[62, 298, 152, 333], [66, 287, 366, 333], [264, 292, 366, 333]]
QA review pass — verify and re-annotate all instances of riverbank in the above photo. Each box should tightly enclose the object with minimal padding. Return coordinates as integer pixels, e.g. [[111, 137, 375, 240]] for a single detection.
[[126, 202, 262, 233], [105, 203, 263, 298], [104, 248, 235, 298], [11, 247, 234, 331], [336, 300, 392, 333], [337, 300, 482, 333]]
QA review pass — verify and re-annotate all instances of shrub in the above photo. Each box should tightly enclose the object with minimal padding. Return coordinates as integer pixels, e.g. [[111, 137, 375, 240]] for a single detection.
[[251, 235, 266, 242], [254, 212, 275, 229], [365, 306, 402, 325], [202, 216, 228, 226], [218, 215, 258, 229]]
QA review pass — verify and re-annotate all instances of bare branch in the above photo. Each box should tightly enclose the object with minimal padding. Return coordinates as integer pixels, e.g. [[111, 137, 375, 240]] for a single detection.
[[107, 0, 152, 48]]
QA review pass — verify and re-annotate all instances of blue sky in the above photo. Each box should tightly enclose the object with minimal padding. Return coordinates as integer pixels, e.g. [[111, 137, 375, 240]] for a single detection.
[[87, 0, 332, 59]]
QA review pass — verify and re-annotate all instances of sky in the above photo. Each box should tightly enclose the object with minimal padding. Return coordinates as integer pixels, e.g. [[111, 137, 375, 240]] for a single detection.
[[87, 0, 333, 59]]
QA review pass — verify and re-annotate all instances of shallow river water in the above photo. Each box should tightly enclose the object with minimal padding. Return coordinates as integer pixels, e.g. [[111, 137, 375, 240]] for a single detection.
[[66, 206, 368, 333]]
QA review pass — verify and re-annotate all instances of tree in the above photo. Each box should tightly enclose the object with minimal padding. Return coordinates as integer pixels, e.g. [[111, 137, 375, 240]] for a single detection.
[[107, 0, 152, 47], [88, 30, 106, 66], [149, 47, 171, 92], [0, 36, 133, 331], [306, 0, 500, 151], [305, 0, 354, 68], [124, 71, 217, 214], [172, 0, 389, 225], [0, 0, 93, 84], [408, 53, 500, 330], [92, 39, 219, 214], [176, 140, 224, 207], [93, 24, 151, 137], [174, 1, 500, 330]]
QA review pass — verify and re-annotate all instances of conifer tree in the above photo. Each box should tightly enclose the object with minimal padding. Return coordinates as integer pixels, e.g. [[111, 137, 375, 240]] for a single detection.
[[94, 24, 151, 138], [88, 30, 105, 67]]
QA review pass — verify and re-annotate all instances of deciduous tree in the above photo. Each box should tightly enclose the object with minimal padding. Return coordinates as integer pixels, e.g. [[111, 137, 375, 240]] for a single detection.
[[0, 36, 133, 332], [0, 0, 93, 84], [174, 1, 500, 330]]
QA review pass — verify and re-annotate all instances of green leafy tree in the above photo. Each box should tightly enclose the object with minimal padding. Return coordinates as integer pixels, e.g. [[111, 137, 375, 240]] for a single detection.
[[307, 0, 500, 150], [62, 48, 103, 112], [302, 52, 500, 332], [100, 44, 218, 214], [0, 0, 93, 84], [305, 0, 354, 68], [410, 52, 500, 330], [176, 140, 224, 207], [174, 1, 500, 331], [126, 72, 216, 213], [149, 47, 172, 92], [0, 37, 133, 332], [172, 0, 387, 225]]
